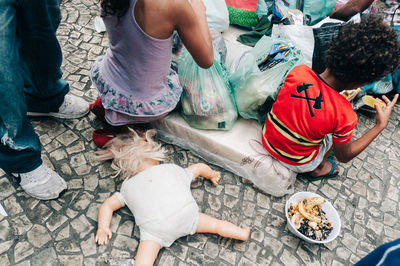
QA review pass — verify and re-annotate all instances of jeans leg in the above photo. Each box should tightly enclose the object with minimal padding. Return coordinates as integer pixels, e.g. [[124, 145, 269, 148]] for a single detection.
[[18, 0, 68, 113], [0, 0, 42, 173]]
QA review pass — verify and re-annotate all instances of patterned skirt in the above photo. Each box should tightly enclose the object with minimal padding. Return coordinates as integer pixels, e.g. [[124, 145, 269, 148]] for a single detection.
[[90, 56, 183, 121]]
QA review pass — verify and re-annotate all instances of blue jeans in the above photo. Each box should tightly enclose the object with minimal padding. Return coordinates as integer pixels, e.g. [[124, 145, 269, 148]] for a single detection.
[[355, 238, 400, 266], [0, 0, 68, 173]]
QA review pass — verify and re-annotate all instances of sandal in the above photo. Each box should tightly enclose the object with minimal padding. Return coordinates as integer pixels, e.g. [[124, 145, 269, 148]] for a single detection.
[[298, 158, 339, 181], [90, 97, 107, 123]]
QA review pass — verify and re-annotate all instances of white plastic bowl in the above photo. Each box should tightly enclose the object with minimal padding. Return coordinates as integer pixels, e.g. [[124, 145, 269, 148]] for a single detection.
[[285, 191, 341, 244]]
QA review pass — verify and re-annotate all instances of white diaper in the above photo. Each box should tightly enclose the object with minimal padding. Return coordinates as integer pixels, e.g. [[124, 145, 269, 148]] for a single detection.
[[139, 202, 199, 247]]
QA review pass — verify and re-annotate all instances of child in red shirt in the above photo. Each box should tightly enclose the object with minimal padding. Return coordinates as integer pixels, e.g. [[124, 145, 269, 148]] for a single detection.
[[263, 15, 400, 180]]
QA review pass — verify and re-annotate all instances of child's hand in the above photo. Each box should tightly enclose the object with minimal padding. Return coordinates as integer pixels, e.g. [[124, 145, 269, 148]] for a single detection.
[[95, 228, 112, 245], [375, 94, 398, 130], [209, 170, 221, 186]]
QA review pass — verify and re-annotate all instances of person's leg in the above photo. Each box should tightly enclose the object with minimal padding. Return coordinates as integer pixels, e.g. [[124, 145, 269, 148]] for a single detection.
[[0, 0, 42, 174], [309, 147, 338, 177], [17, 0, 69, 113], [135, 240, 161, 266], [286, 135, 338, 178], [0, 0, 67, 200], [196, 213, 250, 241]]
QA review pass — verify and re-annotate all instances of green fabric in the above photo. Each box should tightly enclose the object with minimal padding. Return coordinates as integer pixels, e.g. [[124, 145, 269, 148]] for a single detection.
[[227, 6, 258, 28], [237, 15, 273, 47]]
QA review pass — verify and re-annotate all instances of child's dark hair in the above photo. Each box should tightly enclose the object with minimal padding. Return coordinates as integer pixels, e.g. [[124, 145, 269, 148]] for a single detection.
[[325, 15, 400, 84], [100, 0, 130, 20]]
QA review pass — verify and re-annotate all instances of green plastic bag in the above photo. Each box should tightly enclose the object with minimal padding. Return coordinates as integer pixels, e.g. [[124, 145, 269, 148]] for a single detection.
[[230, 36, 303, 122], [178, 48, 238, 130], [227, 6, 259, 28]]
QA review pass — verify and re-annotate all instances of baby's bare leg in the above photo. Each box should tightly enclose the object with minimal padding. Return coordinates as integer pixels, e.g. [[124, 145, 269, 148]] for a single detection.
[[135, 240, 161, 266], [196, 213, 250, 241]]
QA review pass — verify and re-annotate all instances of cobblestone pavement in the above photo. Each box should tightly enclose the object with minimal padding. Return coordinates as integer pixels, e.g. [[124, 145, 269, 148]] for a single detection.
[[1, 0, 400, 265]]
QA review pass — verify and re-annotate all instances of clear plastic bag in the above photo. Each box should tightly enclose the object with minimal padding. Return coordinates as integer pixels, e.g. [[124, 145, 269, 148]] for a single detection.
[[204, 0, 230, 32], [230, 36, 303, 122], [272, 0, 337, 25], [178, 48, 238, 130]]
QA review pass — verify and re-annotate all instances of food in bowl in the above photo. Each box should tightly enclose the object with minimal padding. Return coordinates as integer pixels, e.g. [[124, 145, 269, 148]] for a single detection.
[[287, 196, 333, 241]]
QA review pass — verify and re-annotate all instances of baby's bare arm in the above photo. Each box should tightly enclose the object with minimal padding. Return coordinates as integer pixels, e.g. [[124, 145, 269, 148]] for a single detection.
[[95, 194, 123, 245], [188, 163, 220, 185]]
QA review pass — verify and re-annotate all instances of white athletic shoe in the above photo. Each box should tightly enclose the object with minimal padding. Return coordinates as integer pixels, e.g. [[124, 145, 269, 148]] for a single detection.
[[27, 94, 89, 119], [12, 164, 67, 200]]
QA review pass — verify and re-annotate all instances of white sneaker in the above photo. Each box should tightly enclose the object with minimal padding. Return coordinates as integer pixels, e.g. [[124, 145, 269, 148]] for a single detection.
[[12, 164, 67, 200], [27, 94, 89, 119]]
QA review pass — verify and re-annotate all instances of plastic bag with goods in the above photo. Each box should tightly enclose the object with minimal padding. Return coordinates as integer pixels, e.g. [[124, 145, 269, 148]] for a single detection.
[[178, 48, 237, 130], [230, 36, 303, 122]]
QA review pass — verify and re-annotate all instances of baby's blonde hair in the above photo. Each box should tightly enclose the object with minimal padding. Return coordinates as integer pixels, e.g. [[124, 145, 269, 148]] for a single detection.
[[96, 128, 166, 179]]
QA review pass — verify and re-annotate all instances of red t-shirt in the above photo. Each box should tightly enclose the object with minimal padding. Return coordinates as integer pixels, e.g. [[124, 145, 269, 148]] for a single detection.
[[262, 65, 357, 166]]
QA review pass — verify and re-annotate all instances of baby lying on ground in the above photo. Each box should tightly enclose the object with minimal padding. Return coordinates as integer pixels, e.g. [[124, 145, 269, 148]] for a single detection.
[[95, 129, 250, 265]]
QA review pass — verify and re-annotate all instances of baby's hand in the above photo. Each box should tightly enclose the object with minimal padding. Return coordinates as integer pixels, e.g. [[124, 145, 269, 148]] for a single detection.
[[209, 171, 221, 186], [95, 228, 112, 245]]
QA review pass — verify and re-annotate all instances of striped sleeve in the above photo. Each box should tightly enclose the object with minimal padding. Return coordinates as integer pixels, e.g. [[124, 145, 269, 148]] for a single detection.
[[332, 114, 357, 145]]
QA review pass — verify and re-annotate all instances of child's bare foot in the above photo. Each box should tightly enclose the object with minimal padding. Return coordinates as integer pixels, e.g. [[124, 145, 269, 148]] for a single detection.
[[310, 158, 338, 178]]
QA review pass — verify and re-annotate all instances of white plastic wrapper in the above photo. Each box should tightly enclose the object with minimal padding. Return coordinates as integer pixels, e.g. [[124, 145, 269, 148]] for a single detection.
[[204, 0, 230, 32], [152, 112, 296, 197], [94, 16, 106, 33]]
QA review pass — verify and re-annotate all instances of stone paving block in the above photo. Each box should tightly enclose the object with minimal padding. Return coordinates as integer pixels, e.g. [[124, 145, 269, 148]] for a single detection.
[[383, 213, 397, 226], [204, 241, 219, 259], [0, 239, 14, 254], [168, 243, 188, 261], [11, 215, 33, 236], [27, 224, 51, 248], [223, 194, 239, 209], [14, 241, 34, 263], [280, 249, 300, 266], [263, 236, 283, 256], [220, 246, 237, 265], [71, 214, 94, 238], [81, 234, 97, 256], [186, 249, 215, 266], [158, 251, 176, 266], [31, 247, 58, 266], [186, 234, 208, 250], [117, 220, 134, 237], [0, 178, 16, 199], [55, 224, 70, 241], [110, 213, 121, 233], [56, 239, 81, 253], [296, 245, 320, 266], [59, 255, 83, 266], [66, 208, 79, 219]]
